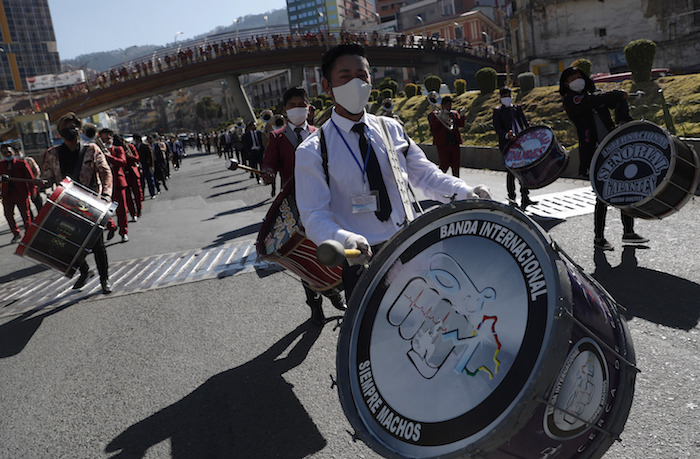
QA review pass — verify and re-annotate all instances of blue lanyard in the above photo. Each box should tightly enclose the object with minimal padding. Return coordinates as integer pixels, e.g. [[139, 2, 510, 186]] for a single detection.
[[330, 119, 372, 179]]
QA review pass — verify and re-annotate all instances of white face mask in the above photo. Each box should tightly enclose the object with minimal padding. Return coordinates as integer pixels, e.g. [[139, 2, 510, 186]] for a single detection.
[[568, 78, 586, 93], [105, 142, 114, 149], [285, 106, 308, 126], [500, 97, 513, 107], [332, 77, 372, 115]]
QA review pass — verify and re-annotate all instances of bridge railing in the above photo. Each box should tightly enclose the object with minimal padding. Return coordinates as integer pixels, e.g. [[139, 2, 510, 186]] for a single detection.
[[37, 28, 506, 112]]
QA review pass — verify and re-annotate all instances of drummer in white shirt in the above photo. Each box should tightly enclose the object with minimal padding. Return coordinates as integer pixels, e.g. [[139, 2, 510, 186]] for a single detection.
[[295, 43, 491, 300]]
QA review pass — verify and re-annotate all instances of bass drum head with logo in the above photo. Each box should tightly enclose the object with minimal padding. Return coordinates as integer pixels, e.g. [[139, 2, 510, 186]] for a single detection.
[[591, 120, 699, 219], [503, 125, 569, 189], [336, 201, 572, 458]]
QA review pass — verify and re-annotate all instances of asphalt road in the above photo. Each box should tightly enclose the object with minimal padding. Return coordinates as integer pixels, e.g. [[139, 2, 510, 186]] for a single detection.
[[0, 148, 698, 458]]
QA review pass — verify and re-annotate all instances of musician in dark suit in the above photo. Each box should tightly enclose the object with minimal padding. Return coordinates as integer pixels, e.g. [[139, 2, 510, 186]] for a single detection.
[[493, 87, 536, 209], [242, 122, 264, 183]]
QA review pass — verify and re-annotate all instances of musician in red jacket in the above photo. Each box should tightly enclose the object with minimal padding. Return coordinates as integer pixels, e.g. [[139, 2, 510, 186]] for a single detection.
[[99, 129, 129, 242], [122, 136, 143, 221], [428, 95, 466, 177], [261, 86, 347, 325], [1, 144, 34, 243]]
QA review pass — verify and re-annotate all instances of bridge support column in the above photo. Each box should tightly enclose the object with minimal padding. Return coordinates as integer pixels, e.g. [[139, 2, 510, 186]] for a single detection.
[[289, 66, 305, 87], [226, 74, 256, 123]]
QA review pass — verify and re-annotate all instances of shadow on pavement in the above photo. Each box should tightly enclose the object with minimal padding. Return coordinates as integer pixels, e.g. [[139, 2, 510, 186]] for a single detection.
[[203, 223, 262, 249], [105, 321, 326, 458], [0, 304, 72, 358], [593, 246, 700, 330], [0, 263, 49, 284]]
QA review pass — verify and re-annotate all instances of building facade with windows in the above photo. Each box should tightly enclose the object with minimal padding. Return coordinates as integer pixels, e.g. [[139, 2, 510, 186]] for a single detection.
[[507, 0, 700, 85], [287, 0, 377, 34], [0, 0, 60, 91]]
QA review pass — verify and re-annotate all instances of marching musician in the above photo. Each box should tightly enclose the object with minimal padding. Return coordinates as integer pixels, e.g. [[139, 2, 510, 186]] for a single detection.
[[41, 112, 114, 294], [261, 86, 347, 325], [428, 95, 466, 177], [242, 122, 264, 183], [493, 87, 536, 209], [295, 44, 491, 304], [559, 66, 649, 251], [0, 144, 34, 243], [99, 128, 129, 243]]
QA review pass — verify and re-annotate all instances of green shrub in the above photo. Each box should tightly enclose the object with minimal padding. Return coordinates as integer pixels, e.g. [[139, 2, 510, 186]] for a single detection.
[[571, 59, 592, 76], [379, 78, 399, 98], [370, 89, 380, 102], [404, 83, 419, 97], [476, 67, 497, 94], [381, 88, 393, 100], [518, 72, 536, 92], [454, 79, 467, 94], [624, 39, 657, 83], [424, 75, 442, 93]]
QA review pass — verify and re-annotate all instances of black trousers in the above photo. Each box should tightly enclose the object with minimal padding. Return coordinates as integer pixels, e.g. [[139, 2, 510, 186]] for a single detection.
[[78, 231, 109, 280], [506, 171, 529, 201], [594, 199, 634, 239]]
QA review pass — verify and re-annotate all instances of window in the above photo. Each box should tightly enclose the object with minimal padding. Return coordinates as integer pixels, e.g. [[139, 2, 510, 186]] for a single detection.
[[595, 28, 607, 37]]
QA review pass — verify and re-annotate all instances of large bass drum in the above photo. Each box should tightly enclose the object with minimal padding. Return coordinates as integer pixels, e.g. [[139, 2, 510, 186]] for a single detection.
[[591, 120, 699, 219], [16, 178, 115, 277], [337, 200, 636, 458]]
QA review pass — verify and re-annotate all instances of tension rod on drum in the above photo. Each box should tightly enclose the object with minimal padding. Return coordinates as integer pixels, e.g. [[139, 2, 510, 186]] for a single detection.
[[533, 396, 623, 442], [563, 309, 640, 374]]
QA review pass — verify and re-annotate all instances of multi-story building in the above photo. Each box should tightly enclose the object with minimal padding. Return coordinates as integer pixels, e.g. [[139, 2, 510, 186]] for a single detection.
[[287, 0, 377, 34], [507, 0, 700, 86], [0, 0, 60, 91]]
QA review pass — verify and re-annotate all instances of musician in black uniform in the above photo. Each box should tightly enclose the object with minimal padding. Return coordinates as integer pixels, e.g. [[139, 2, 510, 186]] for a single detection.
[[493, 87, 536, 209], [559, 66, 648, 251]]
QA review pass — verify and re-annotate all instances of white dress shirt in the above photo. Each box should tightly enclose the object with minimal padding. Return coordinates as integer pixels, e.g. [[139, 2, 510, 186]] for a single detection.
[[295, 109, 475, 246]]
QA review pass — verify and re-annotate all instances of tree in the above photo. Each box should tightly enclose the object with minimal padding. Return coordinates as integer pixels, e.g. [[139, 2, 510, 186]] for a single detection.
[[571, 59, 592, 76], [424, 75, 442, 93], [476, 67, 497, 94], [195, 96, 222, 124]]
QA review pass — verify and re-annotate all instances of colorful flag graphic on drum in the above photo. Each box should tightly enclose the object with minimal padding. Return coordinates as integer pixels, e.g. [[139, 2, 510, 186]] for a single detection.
[[337, 201, 636, 458]]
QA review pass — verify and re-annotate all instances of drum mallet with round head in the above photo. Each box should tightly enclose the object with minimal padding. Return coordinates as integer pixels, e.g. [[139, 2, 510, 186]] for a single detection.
[[316, 240, 361, 267], [227, 158, 262, 175]]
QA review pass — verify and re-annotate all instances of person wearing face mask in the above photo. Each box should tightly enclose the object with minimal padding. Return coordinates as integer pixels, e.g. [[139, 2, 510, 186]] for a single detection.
[[0, 144, 35, 243], [41, 112, 114, 293], [428, 95, 467, 177], [99, 129, 129, 242], [294, 43, 492, 311], [260, 86, 348, 324], [493, 86, 536, 209], [559, 66, 648, 251]]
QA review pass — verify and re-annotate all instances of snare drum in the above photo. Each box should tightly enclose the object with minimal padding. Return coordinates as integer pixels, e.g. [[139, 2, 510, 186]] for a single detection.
[[337, 201, 636, 458], [256, 180, 342, 292], [591, 120, 699, 219], [504, 125, 569, 189], [16, 178, 116, 277]]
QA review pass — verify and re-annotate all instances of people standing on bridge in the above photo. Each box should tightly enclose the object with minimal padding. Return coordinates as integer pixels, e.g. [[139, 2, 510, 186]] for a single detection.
[[260, 86, 347, 324], [242, 122, 264, 183], [100, 129, 129, 243], [428, 95, 466, 178], [121, 135, 143, 221], [41, 112, 113, 294], [1, 144, 34, 243], [134, 134, 157, 199], [493, 86, 536, 210], [559, 66, 648, 251], [294, 43, 492, 307]]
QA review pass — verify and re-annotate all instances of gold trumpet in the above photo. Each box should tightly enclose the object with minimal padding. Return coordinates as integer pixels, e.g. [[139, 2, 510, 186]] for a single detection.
[[272, 114, 286, 128], [428, 92, 454, 131], [381, 98, 394, 112], [260, 109, 274, 123], [427, 91, 441, 107]]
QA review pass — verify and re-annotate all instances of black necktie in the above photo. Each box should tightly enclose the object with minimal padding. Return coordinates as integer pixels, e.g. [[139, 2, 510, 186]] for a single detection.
[[294, 127, 303, 146], [351, 123, 391, 221]]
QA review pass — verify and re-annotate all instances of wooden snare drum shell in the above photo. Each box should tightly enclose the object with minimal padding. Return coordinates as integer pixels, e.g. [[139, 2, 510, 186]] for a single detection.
[[591, 120, 699, 219], [504, 125, 570, 189], [255, 180, 342, 292]]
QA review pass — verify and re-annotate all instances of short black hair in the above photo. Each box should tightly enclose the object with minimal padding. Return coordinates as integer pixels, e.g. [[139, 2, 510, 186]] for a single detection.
[[99, 128, 113, 135], [283, 86, 308, 106], [321, 43, 367, 81], [499, 86, 512, 96]]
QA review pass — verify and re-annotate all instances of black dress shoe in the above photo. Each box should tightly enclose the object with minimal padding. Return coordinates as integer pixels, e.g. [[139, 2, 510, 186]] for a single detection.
[[101, 278, 113, 294], [521, 198, 538, 209], [309, 302, 325, 326], [107, 227, 116, 240], [73, 269, 95, 289], [330, 296, 347, 311]]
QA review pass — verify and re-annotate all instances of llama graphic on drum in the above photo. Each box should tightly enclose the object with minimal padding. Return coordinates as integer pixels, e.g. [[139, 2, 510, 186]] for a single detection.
[[387, 252, 499, 379]]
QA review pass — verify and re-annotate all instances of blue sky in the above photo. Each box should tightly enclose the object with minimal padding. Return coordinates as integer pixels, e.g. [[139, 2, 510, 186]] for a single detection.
[[47, 0, 287, 59]]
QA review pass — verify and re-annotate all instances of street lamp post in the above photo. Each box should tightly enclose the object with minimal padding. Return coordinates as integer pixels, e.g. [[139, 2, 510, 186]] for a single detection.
[[174, 31, 183, 53]]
